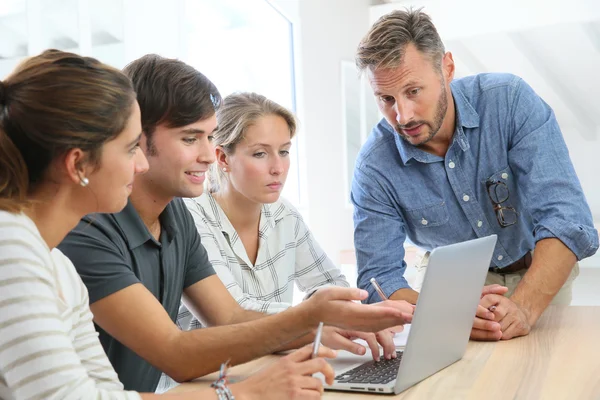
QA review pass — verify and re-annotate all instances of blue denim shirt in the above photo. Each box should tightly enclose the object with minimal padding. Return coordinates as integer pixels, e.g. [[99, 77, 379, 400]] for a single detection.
[[352, 73, 599, 304]]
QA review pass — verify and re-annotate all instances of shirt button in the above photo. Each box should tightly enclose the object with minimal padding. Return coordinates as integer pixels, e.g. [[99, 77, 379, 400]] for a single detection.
[[477, 220, 483, 228], [497, 255, 504, 261], [501, 173, 508, 179], [421, 219, 428, 226], [463, 194, 470, 202], [448, 161, 456, 169]]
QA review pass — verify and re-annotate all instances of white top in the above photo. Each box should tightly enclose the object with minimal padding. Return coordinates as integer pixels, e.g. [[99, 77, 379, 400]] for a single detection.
[[0, 210, 140, 400], [177, 193, 349, 329]]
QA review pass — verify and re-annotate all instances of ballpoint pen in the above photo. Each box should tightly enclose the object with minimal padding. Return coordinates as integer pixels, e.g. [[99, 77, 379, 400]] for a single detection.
[[311, 321, 324, 359], [370, 277, 388, 301]]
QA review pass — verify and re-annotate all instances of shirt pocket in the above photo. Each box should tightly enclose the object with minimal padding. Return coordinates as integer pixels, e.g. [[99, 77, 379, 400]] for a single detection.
[[481, 165, 516, 204], [482, 165, 511, 185], [405, 202, 449, 228]]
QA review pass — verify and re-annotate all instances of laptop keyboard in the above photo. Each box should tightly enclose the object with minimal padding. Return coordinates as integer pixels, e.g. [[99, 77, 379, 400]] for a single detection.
[[334, 353, 403, 385]]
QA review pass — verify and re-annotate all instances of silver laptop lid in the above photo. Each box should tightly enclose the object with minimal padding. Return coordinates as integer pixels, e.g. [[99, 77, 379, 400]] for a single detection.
[[394, 234, 497, 393]]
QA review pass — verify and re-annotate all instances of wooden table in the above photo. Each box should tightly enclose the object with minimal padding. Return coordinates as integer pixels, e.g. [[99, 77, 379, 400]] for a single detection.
[[170, 306, 600, 399]]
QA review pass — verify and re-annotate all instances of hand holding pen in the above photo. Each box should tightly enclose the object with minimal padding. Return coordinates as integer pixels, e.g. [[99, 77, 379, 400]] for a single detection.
[[233, 329, 336, 400], [370, 276, 415, 329], [471, 284, 509, 341]]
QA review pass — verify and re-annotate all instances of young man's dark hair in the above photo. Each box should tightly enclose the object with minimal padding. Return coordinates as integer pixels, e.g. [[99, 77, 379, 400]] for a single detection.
[[123, 54, 222, 155]]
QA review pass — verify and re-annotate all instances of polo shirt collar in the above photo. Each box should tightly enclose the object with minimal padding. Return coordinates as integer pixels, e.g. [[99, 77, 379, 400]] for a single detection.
[[113, 200, 179, 249]]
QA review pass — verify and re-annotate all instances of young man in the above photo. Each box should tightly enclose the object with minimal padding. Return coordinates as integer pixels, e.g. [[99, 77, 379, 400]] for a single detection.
[[59, 54, 413, 392], [352, 9, 598, 341]]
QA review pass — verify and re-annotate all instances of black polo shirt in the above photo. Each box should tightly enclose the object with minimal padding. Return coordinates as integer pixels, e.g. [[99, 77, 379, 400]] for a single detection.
[[58, 198, 215, 392]]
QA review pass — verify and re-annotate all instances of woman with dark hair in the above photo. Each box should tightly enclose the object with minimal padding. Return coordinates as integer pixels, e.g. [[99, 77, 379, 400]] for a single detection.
[[0, 50, 335, 400]]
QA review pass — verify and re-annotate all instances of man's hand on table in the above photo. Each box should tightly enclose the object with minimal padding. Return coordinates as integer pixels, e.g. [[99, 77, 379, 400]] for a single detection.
[[479, 294, 532, 340]]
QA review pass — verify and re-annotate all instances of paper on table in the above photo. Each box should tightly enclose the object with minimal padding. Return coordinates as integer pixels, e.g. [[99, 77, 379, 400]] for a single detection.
[[354, 324, 411, 349]]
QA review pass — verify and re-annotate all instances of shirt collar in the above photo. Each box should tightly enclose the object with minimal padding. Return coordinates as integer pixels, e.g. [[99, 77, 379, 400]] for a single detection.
[[393, 129, 442, 165], [202, 192, 278, 238], [393, 82, 481, 165], [452, 81, 480, 130], [113, 200, 179, 249]]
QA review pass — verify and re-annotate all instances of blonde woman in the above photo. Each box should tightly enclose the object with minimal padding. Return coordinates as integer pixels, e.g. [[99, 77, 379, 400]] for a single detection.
[[180, 92, 349, 326], [179, 93, 413, 363], [0, 51, 335, 400]]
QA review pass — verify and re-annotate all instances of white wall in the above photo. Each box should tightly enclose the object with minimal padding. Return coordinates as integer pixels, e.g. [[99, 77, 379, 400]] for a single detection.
[[121, 0, 184, 63], [273, 0, 371, 264], [565, 127, 600, 222]]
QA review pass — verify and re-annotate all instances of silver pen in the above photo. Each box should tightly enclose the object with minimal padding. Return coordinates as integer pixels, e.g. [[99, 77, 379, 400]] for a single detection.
[[370, 277, 388, 301], [311, 322, 324, 359]]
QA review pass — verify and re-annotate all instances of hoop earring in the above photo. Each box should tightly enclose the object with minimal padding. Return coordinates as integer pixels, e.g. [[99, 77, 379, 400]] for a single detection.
[[80, 177, 89, 187]]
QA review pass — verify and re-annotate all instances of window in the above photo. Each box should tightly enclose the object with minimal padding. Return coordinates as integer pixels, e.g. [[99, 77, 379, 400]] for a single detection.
[[0, 0, 300, 204]]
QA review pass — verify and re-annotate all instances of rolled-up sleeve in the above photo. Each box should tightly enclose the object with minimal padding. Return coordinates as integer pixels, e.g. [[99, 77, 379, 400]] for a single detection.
[[508, 78, 599, 260], [351, 163, 411, 303]]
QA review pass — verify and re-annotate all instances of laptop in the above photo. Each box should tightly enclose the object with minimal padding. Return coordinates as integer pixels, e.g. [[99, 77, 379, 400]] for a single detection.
[[322, 235, 498, 395]]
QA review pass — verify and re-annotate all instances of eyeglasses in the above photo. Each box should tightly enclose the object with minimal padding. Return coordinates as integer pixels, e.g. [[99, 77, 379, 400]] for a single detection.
[[486, 180, 518, 228]]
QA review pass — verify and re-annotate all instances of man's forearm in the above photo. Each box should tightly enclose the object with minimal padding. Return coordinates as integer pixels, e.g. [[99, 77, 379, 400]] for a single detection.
[[228, 304, 319, 352], [169, 304, 315, 382], [269, 331, 316, 352], [389, 288, 419, 304], [228, 307, 265, 324], [510, 238, 577, 325]]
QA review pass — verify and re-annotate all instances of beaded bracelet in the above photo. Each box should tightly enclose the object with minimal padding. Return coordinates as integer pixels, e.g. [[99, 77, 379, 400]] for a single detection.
[[211, 360, 235, 400]]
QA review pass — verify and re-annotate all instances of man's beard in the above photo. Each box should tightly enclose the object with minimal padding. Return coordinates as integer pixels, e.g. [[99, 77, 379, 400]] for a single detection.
[[396, 86, 448, 147]]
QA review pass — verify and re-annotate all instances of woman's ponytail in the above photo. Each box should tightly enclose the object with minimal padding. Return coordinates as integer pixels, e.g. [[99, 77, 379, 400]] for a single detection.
[[0, 80, 29, 212]]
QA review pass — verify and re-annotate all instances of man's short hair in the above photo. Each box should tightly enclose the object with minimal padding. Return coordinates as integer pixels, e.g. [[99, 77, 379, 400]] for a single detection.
[[123, 54, 222, 154], [356, 8, 445, 73]]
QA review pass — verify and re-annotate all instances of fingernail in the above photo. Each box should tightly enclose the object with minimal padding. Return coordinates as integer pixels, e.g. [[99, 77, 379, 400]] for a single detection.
[[359, 289, 368, 297]]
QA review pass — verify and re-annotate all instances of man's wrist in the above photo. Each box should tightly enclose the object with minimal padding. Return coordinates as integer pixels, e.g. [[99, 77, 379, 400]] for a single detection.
[[292, 296, 320, 328], [388, 288, 419, 304], [509, 295, 538, 326]]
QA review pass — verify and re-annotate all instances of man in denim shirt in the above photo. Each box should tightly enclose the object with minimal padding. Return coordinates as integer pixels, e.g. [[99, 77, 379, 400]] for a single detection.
[[352, 9, 599, 341]]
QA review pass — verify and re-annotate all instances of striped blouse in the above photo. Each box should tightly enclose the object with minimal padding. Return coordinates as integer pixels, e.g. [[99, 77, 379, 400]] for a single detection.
[[0, 211, 140, 400]]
